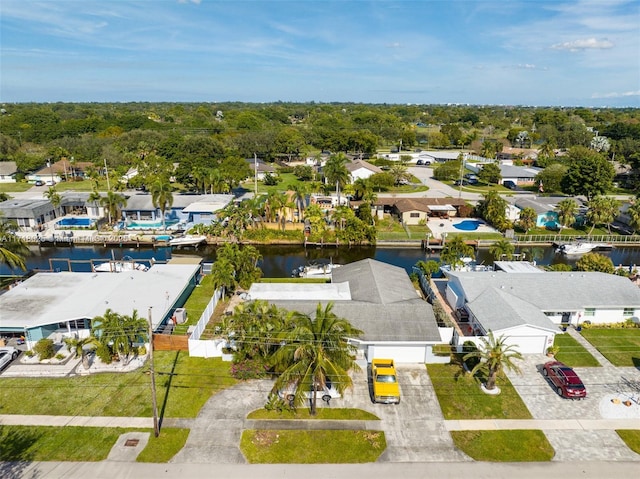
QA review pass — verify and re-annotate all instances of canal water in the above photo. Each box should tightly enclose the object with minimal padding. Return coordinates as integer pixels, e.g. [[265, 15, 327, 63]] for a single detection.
[[2, 243, 639, 277]]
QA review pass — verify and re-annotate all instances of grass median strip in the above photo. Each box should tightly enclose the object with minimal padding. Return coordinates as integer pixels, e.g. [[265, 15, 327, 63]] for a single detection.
[[0, 426, 188, 462], [450, 430, 554, 462], [247, 408, 379, 420], [240, 430, 386, 463]]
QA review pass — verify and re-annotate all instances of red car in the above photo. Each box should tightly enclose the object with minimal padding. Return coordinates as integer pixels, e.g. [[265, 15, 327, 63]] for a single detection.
[[542, 361, 587, 399]]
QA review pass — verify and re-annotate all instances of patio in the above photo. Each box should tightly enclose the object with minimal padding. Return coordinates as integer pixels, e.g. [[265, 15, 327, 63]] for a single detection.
[[427, 217, 499, 240]]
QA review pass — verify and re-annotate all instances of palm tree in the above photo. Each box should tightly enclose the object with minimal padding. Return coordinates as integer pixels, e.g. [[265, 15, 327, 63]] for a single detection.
[[149, 177, 174, 231], [291, 184, 308, 223], [440, 236, 475, 268], [43, 186, 61, 218], [270, 302, 363, 415], [628, 201, 640, 234], [555, 198, 578, 229], [323, 153, 350, 206], [586, 196, 620, 234], [489, 239, 515, 261], [388, 162, 410, 186], [91, 309, 148, 365], [64, 335, 100, 370], [463, 331, 523, 392], [207, 169, 230, 194], [210, 257, 237, 298], [518, 207, 537, 232], [0, 216, 28, 271], [100, 191, 127, 225]]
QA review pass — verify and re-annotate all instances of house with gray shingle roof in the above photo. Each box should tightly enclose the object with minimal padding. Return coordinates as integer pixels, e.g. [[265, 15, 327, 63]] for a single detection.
[[249, 258, 450, 363], [0, 161, 18, 183], [445, 271, 640, 353]]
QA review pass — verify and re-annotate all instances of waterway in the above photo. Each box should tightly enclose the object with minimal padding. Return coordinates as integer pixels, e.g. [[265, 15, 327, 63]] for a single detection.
[[2, 243, 639, 277]]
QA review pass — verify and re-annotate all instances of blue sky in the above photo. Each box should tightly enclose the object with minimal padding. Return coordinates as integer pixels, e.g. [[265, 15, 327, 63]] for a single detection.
[[1, 0, 639, 106]]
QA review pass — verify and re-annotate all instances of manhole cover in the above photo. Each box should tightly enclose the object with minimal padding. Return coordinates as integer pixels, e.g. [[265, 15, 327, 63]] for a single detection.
[[124, 439, 139, 447]]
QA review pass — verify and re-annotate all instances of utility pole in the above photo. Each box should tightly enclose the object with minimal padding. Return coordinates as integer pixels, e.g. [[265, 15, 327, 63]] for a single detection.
[[147, 307, 160, 437], [104, 158, 111, 191]]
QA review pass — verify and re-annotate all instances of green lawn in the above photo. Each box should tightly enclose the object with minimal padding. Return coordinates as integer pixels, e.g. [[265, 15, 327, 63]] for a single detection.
[[0, 182, 33, 193], [240, 430, 386, 463], [553, 333, 600, 367], [616, 430, 640, 455], [247, 408, 379, 420], [580, 328, 640, 367], [450, 430, 554, 462], [0, 426, 188, 462], [444, 231, 505, 241], [182, 274, 216, 327], [426, 363, 532, 419], [0, 351, 236, 418]]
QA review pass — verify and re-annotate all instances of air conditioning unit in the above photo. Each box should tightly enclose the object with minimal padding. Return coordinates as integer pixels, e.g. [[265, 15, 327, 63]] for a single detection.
[[173, 308, 186, 324]]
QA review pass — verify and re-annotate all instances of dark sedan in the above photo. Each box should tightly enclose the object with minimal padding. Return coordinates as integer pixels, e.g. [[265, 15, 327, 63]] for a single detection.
[[542, 361, 587, 399]]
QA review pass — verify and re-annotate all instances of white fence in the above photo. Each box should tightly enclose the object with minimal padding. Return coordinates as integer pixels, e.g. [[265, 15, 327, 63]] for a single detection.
[[188, 288, 226, 358]]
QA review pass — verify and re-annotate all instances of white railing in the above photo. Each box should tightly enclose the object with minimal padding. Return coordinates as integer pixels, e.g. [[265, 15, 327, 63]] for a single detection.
[[188, 288, 226, 358]]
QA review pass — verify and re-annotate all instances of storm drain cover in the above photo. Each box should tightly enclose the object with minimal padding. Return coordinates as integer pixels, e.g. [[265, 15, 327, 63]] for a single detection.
[[124, 439, 139, 447]]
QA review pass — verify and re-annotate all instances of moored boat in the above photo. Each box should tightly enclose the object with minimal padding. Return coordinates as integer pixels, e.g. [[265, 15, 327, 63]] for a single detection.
[[168, 235, 207, 247]]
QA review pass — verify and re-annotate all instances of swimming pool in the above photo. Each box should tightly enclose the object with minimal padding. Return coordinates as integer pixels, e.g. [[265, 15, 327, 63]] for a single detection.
[[123, 219, 179, 229], [57, 217, 95, 227], [453, 220, 483, 231]]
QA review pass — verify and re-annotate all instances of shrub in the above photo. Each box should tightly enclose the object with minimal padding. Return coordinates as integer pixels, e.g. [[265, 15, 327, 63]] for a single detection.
[[95, 342, 113, 364], [136, 345, 147, 356], [33, 339, 55, 360], [230, 358, 270, 380], [55, 353, 65, 361]]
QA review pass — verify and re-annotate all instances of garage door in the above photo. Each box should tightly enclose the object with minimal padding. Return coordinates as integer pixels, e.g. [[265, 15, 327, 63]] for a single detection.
[[504, 336, 547, 354], [369, 346, 426, 363]]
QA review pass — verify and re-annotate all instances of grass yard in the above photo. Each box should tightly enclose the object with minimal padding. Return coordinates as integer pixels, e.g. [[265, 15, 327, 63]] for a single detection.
[[0, 182, 33, 193], [443, 231, 505, 241], [182, 273, 216, 327], [580, 328, 640, 367], [553, 333, 600, 367], [616, 430, 640, 455], [0, 351, 236, 418], [0, 426, 188, 462], [247, 408, 379, 420], [240, 430, 386, 463], [426, 363, 532, 420], [450, 430, 554, 462]]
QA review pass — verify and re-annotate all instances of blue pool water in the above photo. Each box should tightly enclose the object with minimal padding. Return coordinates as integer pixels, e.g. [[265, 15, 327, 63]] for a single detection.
[[57, 217, 94, 227], [124, 219, 179, 229], [453, 220, 482, 231]]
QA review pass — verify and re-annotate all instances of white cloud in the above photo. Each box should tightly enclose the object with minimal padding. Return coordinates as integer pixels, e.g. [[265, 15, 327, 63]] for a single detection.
[[551, 38, 614, 51], [386, 42, 402, 49], [591, 90, 640, 99]]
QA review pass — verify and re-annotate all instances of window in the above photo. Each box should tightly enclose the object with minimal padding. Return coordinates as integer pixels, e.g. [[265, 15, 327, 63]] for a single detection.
[[584, 308, 595, 317], [410, 212, 420, 218], [623, 308, 634, 318]]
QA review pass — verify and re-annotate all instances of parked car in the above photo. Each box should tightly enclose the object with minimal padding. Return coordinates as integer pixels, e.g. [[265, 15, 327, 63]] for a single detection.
[[34, 180, 45, 186], [416, 159, 425, 165], [0, 346, 19, 370], [453, 179, 469, 186], [542, 361, 587, 399], [503, 180, 517, 190], [278, 377, 341, 405]]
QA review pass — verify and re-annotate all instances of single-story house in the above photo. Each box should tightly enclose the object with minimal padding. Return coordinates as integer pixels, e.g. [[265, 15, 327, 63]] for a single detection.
[[345, 160, 383, 183], [27, 159, 94, 184], [245, 158, 277, 181], [0, 197, 58, 231], [0, 161, 18, 183], [248, 258, 452, 364], [444, 271, 640, 353], [371, 197, 466, 224], [0, 262, 201, 348], [498, 164, 542, 186]]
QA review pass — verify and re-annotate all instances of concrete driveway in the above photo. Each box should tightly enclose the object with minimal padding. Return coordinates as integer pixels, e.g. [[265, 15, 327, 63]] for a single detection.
[[341, 364, 470, 462], [505, 354, 640, 462]]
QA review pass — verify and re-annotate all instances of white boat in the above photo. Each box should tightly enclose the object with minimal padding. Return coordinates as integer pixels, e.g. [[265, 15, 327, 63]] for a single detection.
[[556, 242, 612, 255], [292, 262, 341, 279], [168, 235, 207, 247], [94, 257, 149, 272]]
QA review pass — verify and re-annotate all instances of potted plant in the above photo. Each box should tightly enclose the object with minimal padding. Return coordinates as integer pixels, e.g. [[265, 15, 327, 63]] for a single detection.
[[546, 345, 560, 358]]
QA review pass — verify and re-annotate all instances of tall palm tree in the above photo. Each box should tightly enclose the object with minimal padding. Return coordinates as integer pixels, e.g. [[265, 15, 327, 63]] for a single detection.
[[628, 201, 640, 234], [100, 191, 127, 225], [291, 184, 308, 223], [0, 216, 28, 271], [555, 198, 578, 229], [518, 207, 537, 232], [586, 196, 620, 234], [463, 331, 523, 392], [323, 153, 350, 206], [270, 302, 363, 415], [489, 239, 515, 261], [440, 236, 475, 268], [149, 177, 174, 231], [43, 186, 61, 218], [207, 169, 230, 194]]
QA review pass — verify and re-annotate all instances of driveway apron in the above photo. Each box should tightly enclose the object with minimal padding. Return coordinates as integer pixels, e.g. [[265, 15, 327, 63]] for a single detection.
[[505, 354, 640, 462]]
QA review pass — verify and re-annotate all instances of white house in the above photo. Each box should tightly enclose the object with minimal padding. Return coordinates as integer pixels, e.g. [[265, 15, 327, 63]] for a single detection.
[[444, 271, 640, 354], [345, 160, 383, 183]]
